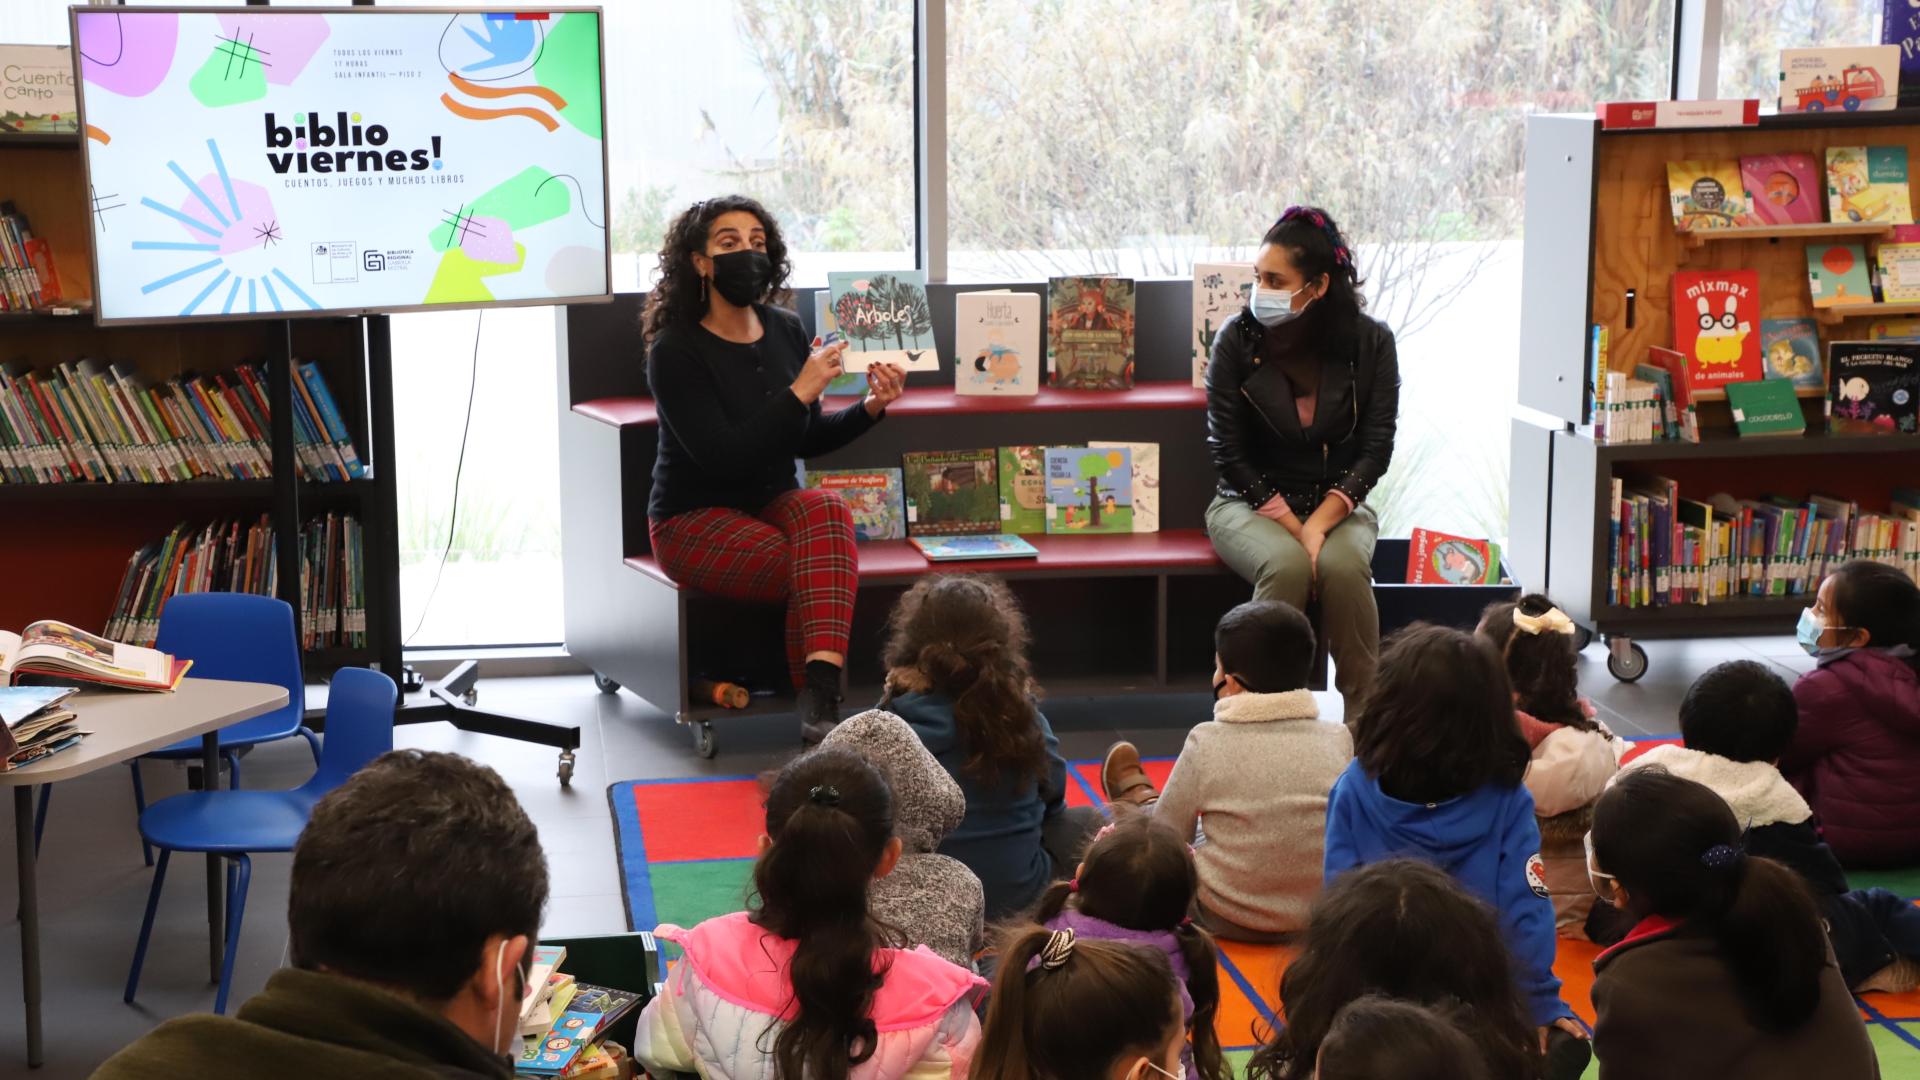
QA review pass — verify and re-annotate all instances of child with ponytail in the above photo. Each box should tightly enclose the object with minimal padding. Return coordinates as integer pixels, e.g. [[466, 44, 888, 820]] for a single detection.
[[634, 748, 986, 1080], [1028, 813, 1227, 1080], [1587, 767, 1878, 1078], [1478, 595, 1627, 938], [1785, 558, 1920, 866], [971, 926, 1187, 1080], [881, 574, 1101, 919]]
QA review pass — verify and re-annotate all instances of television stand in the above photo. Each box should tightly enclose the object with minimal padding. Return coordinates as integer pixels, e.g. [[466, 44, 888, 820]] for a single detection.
[[401, 660, 582, 785]]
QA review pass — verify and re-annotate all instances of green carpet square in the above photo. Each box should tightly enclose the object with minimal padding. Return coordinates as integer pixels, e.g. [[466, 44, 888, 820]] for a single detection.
[[649, 859, 755, 935], [1870, 1024, 1920, 1080], [1852, 867, 1920, 900]]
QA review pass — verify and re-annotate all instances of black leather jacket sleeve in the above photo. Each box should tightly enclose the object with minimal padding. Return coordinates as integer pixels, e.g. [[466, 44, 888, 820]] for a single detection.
[[1204, 316, 1277, 510], [1331, 326, 1400, 506]]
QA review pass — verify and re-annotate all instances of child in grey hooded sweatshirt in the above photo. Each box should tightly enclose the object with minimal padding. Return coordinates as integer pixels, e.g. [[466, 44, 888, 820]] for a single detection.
[[822, 708, 986, 967]]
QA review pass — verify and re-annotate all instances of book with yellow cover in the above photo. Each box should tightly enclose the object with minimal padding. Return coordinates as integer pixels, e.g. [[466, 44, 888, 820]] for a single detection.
[[1826, 146, 1914, 224], [1668, 160, 1748, 230]]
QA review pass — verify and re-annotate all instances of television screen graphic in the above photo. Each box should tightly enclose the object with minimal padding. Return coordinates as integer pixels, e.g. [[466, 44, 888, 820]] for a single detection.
[[70, 7, 609, 324]]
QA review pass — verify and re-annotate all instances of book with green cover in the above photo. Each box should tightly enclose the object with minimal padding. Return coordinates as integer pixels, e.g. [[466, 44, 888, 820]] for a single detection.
[[998, 445, 1060, 536], [1725, 379, 1806, 437], [902, 449, 999, 536]]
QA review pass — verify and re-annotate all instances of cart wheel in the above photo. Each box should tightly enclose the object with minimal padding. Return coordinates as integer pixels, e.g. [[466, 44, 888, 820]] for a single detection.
[[1573, 626, 1595, 652], [557, 750, 576, 787], [592, 672, 621, 695], [693, 722, 717, 760], [1607, 641, 1649, 683], [462, 688, 478, 706]]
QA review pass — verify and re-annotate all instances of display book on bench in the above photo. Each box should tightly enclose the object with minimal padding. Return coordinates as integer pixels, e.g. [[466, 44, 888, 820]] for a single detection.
[[0, 620, 190, 692]]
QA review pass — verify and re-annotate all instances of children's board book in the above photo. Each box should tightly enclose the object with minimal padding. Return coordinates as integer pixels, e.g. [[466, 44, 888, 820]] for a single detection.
[[1089, 440, 1161, 533], [902, 449, 1000, 536], [908, 534, 1041, 562], [1807, 243, 1874, 308], [1048, 276, 1135, 390], [1044, 446, 1133, 534], [804, 468, 905, 542], [1192, 263, 1255, 388], [1779, 46, 1900, 113], [955, 291, 1040, 396], [0, 47, 78, 134], [0, 622, 189, 691], [1725, 379, 1807, 438], [1887, 0, 1920, 107], [1827, 341, 1920, 435], [998, 445, 1059, 535], [827, 271, 939, 373], [1667, 160, 1748, 230], [1826, 146, 1913, 224], [1739, 153, 1823, 225], [1759, 318, 1824, 390], [811, 291, 867, 396], [1871, 317, 1920, 340], [1880, 242, 1920, 302], [1406, 529, 1503, 585], [1670, 270, 1762, 386]]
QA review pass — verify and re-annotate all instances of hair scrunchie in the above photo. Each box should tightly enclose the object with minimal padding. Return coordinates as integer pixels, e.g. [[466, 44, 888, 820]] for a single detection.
[[808, 784, 840, 807], [1030, 928, 1076, 972], [1278, 205, 1353, 268], [1512, 606, 1579, 637], [1700, 843, 1745, 871]]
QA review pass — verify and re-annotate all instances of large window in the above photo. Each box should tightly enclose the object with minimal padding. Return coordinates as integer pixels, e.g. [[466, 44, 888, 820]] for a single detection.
[[1718, 1, 1883, 102]]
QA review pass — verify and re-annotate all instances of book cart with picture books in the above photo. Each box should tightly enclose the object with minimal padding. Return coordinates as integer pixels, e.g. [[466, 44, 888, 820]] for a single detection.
[[1510, 108, 1920, 683], [558, 285, 1519, 758]]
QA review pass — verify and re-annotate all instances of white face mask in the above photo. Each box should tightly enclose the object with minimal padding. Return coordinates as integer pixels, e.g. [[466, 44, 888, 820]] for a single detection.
[[1249, 283, 1299, 327], [490, 940, 519, 1056], [1135, 1058, 1186, 1080], [1584, 832, 1618, 905]]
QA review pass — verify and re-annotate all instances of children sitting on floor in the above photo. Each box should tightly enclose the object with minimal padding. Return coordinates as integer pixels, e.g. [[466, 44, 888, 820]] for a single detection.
[[1242, 859, 1549, 1080], [1477, 595, 1627, 940], [1618, 659, 1920, 992], [879, 575, 1101, 920], [1097, 599, 1352, 940], [1323, 625, 1587, 1072], [1786, 558, 1920, 867], [1587, 768, 1879, 1079], [1028, 813, 1228, 1080], [1312, 996, 1495, 1080], [971, 926, 1188, 1080], [821, 709, 986, 968], [634, 749, 986, 1080]]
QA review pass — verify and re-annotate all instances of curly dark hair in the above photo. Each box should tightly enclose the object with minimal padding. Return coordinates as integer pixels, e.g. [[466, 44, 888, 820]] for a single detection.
[[879, 574, 1044, 786], [1353, 624, 1529, 804], [640, 195, 793, 346], [1258, 206, 1367, 374], [1478, 594, 1599, 733]]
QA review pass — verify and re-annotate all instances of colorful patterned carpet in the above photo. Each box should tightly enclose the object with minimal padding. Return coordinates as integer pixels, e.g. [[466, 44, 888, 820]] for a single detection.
[[608, 742, 1920, 1077]]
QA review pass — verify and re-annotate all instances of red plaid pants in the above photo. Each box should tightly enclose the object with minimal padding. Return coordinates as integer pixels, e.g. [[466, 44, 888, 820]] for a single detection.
[[648, 489, 857, 687]]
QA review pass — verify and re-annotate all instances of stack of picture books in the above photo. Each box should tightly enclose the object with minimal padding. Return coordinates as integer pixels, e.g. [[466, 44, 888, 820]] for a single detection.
[[0, 686, 82, 772], [1606, 479, 1920, 609], [0, 620, 190, 692], [104, 513, 366, 650], [0, 359, 364, 484], [514, 945, 643, 1079]]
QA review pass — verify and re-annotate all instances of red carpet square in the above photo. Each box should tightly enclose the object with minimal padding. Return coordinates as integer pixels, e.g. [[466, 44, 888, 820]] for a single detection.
[[626, 778, 766, 863]]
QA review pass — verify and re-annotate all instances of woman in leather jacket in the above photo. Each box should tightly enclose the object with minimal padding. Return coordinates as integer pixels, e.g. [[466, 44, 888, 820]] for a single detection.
[[1204, 207, 1400, 703]]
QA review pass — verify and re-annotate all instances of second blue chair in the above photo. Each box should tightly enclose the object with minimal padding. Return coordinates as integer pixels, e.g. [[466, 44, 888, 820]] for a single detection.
[[123, 666, 397, 1015]]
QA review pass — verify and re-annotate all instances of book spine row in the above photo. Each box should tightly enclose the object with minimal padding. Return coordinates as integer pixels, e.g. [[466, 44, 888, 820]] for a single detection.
[[0, 201, 54, 311], [0, 360, 365, 484], [105, 513, 367, 651], [1607, 479, 1920, 610], [1596, 370, 1695, 445]]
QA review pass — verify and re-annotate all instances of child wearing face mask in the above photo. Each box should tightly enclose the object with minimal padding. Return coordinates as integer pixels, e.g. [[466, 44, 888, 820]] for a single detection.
[[1785, 559, 1920, 867], [970, 927, 1189, 1080], [1098, 600, 1352, 941]]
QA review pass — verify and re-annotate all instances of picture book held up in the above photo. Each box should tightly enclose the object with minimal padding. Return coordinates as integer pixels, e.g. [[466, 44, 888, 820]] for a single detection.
[[827, 271, 940, 373]]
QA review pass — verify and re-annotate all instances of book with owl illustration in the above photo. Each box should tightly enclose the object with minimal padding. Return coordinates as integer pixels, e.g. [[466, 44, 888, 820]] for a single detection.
[[901, 449, 1000, 536], [1670, 270, 1763, 388], [1088, 441, 1160, 533], [1825, 146, 1913, 224], [1192, 263, 1256, 388], [1759, 318, 1824, 391], [1667, 160, 1749, 230], [1047, 277, 1135, 390], [1044, 446, 1133, 534], [1739, 153, 1823, 225], [1806, 243, 1874, 309], [955, 291, 1041, 396], [828, 271, 940, 373], [1827, 341, 1920, 435]]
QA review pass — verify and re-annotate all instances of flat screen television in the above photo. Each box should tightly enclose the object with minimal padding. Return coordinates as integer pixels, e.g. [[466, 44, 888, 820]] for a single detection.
[[68, 5, 609, 325]]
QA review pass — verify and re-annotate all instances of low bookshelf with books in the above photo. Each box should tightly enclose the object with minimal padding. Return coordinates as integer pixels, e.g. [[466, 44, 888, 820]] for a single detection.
[[1514, 105, 1920, 682]]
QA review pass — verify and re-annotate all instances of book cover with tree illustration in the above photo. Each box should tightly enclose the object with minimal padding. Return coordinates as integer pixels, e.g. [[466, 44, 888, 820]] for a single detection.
[[1192, 263, 1255, 388], [1088, 441, 1159, 533], [828, 271, 938, 373], [902, 449, 1000, 536], [1044, 446, 1133, 534], [1047, 276, 1135, 390]]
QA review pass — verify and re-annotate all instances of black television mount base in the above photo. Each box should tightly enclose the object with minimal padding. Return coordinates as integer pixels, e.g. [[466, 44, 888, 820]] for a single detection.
[[402, 660, 582, 786]]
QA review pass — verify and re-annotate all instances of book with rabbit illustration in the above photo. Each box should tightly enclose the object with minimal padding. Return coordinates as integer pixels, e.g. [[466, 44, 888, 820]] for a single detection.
[[1670, 270, 1763, 388]]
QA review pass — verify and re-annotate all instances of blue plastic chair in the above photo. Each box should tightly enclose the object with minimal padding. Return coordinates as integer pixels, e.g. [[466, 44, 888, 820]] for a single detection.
[[123, 666, 396, 1015]]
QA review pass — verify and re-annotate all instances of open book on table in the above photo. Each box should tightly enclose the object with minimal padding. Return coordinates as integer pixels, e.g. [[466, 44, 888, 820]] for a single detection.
[[0, 620, 191, 692]]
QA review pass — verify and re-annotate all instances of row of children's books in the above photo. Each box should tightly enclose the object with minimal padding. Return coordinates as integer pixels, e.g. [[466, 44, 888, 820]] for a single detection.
[[812, 264, 1255, 396], [804, 443, 1159, 548], [1669, 146, 1912, 230], [0, 199, 60, 311], [0, 359, 365, 484], [1607, 480, 1920, 609], [104, 513, 367, 650], [514, 944, 641, 1078]]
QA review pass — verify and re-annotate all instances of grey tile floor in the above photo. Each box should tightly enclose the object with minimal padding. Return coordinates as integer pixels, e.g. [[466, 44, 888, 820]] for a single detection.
[[0, 634, 1811, 1076]]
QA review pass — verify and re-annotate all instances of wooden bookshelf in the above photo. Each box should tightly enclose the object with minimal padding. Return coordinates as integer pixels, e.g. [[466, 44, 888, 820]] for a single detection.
[[1815, 300, 1920, 324], [1678, 221, 1892, 250]]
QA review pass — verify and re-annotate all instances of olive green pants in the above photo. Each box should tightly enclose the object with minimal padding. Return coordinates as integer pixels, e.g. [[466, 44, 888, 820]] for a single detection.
[[1205, 495, 1380, 705]]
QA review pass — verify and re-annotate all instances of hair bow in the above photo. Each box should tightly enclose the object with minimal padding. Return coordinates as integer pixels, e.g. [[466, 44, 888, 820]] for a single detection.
[[1512, 607, 1578, 637], [1700, 843, 1745, 871]]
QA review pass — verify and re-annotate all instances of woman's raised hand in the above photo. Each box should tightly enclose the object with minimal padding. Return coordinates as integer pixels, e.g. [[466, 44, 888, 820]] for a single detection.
[[864, 362, 905, 416], [792, 338, 849, 403]]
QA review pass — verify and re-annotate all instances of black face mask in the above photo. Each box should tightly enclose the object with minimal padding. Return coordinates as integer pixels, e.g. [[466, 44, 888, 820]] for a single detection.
[[708, 249, 772, 308], [1212, 677, 1230, 701]]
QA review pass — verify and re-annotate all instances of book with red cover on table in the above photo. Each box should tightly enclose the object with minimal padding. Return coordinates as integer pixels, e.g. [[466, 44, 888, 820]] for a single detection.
[[0, 620, 189, 691]]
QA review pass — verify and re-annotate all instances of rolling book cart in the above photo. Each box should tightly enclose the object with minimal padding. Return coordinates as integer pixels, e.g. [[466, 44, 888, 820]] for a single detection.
[[1508, 108, 1920, 682]]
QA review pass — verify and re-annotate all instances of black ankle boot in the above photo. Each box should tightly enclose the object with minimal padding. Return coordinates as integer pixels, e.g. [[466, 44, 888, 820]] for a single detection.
[[797, 685, 842, 746]]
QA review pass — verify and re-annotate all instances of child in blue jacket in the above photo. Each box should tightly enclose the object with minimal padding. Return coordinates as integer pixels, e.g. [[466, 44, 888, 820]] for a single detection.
[[1324, 624, 1588, 1076]]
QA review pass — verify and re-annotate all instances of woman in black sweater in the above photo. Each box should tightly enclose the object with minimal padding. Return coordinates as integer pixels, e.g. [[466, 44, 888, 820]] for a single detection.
[[641, 196, 904, 742]]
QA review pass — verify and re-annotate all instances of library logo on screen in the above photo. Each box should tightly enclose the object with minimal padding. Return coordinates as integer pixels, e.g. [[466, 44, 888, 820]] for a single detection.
[[265, 111, 444, 175]]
